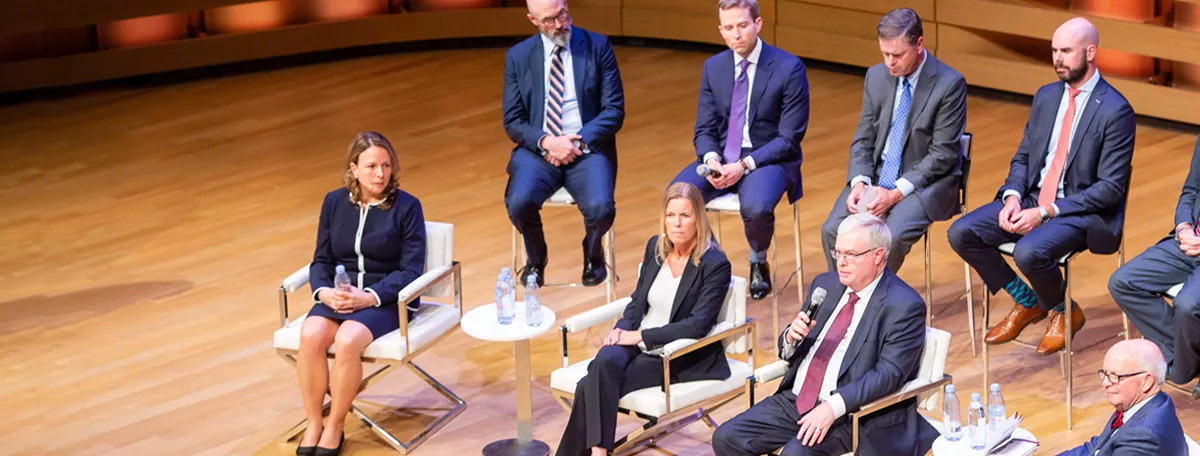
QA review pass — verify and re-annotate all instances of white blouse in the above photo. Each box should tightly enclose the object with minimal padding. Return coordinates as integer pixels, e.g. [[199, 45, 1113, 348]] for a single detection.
[[639, 263, 683, 334]]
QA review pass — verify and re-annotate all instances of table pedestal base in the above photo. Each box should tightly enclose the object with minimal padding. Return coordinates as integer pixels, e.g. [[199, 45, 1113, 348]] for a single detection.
[[481, 438, 550, 456]]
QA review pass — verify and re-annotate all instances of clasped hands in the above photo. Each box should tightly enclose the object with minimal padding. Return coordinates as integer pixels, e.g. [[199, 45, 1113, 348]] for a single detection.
[[1178, 224, 1200, 257], [845, 182, 902, 217], [541, 134, 585, 167], [602, 328, 643, 346], [998, 196, 1046, 235], [705, 158, 745, 190], [317, 287, 375, 314]]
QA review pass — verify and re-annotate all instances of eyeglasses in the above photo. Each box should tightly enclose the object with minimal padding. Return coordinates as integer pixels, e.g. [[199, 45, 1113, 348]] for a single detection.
[[536, 9, 571, 26], [1096, 369, 1147, 384], [830, 248, 877, 262]]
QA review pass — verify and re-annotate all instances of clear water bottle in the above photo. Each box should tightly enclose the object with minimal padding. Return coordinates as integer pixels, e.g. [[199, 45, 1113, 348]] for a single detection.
[[968, 392, 987, 450], [942, 384, 963, 442], [525, 273, 542, 327], [334, 264, 353, 291], [987, 383, 1006, 432], [503, 267, 517, 305], [495, 271, 515, 325]]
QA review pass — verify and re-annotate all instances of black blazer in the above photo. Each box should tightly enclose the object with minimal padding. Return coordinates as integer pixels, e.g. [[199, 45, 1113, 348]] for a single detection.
[[776, 270, 937, 456], [614, 236, 732, 383], [997, 76, 1135, 254]]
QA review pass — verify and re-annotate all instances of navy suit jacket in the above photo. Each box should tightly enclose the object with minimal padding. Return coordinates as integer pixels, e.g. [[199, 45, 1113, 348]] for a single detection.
[[1059, 392, 1187, 456], [614, 236, 733, 383], [694, 42, 809, 201], [997, 76, 1135, 254], [775, 270, 937, 456], [502, 27, 625, 170]]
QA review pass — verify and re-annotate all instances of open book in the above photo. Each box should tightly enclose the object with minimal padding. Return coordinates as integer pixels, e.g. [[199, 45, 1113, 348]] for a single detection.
[[983, 414, 1022, 454], [936, 414, 1038, 456]]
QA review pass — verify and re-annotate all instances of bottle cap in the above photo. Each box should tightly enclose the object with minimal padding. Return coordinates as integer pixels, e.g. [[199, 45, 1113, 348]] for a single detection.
[[971, 392, 981, 401], [990, 383, 1001, 392], [336, 264, 346, 274], [945, 384, 956, 393]]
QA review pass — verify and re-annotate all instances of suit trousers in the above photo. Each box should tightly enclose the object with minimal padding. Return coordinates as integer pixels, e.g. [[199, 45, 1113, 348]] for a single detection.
[[670, 155, 793, 263], [711, 391, 852, 456], [555, 345, 668, 456], [947, 199, 1089, 311], [1108, 238, 1200, 383], [506, 150, 616, 267], [821, 186, 933, 273]]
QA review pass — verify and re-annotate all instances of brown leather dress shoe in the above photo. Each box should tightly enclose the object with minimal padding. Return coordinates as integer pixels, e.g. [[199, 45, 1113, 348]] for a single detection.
[[1035, 305, 1086, 355], [985, 304, 1048, 344]]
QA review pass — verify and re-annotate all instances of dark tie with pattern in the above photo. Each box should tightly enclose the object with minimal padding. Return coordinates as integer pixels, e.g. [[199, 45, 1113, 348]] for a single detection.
[[545, 45, 566, 137], [795, 292, 860, 414]]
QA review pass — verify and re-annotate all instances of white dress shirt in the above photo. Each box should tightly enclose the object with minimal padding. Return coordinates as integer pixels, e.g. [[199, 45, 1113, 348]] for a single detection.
[[703, 38, 764, 171], [637, 264, 682, 352], [851, 48, 928, 197], [539, 34, 582, 149], [1003, 70, 1102, 214], [780, 272, 885, 419]]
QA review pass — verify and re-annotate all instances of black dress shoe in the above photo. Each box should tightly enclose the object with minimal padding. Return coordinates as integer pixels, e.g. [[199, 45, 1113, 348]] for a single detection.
[[519, 262, 545, 287], [296, 445, 315, 456], [313, 433, 344, 456], [582, 260, 607, 286], [749, 262, 772, 300]]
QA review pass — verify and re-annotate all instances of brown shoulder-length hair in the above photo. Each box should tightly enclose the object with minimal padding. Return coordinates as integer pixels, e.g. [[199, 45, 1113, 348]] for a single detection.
[[655, 182, 717, 265], [343, 131, 401, 210]]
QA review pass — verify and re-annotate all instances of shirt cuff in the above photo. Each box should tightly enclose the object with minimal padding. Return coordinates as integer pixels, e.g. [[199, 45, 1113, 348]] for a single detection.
[[312, 286, 330, 302], [1177, 222, 1194, 234], [827, 393, 847, 419], [537, 135, 549, 156], [703, 152, 722, 165], [895, 178, 915, 197], [1051, 203, 1060, 217], [779, 338, 798, 360], [742, 156, 757, 171], [850, 175, 873, 188], [1002, 190, 1022, 202], [364, 287, 382, 307]]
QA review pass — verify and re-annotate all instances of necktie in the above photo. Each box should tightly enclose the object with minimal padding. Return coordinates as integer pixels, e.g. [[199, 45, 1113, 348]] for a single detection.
[[878, 80, 911, 189], [795, 292, 860, 414], [1111, 410, 1124, 430], [1038, 87, 1082, 207], [724, 59, 752, 163], [545, 45, 566, 137]]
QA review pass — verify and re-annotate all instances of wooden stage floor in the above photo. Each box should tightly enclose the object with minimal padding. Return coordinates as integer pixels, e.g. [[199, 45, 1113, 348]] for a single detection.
[[1, 45, 1197, 455]]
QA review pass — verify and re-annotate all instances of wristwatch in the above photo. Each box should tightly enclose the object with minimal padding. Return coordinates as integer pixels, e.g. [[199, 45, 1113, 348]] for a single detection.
[[739, 158, 751, 173], [1038, 206, 1051, 224]]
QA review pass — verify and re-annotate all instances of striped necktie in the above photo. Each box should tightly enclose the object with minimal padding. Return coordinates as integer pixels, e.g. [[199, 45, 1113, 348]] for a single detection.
[[546, 45, 566, 137]]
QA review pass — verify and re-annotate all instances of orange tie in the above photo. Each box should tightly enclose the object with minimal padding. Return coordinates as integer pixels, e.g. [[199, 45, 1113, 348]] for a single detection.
[[1038, 87, 1082, 207]]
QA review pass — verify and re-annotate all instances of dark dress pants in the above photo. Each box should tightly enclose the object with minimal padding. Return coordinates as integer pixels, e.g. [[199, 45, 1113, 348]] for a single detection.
[[1108, 238, 1200, 383], [506, 150, 616, 267], [711, 391, 852, 456], [670, 157, 792, 261], [821, 186, 933, 273], [555, 345, 667, 456], [946, 199, 1089, 311]]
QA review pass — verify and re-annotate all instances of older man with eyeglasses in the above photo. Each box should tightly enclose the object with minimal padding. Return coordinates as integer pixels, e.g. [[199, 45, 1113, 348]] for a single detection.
[[1059, 339, 1186, 456]]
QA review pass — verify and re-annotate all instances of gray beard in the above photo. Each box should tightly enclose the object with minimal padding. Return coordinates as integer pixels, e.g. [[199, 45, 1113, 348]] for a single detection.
[[545, 29, 571, 48]]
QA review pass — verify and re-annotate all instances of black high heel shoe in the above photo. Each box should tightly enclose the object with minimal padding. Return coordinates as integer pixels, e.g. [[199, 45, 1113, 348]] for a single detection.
[[297, 426, 322, 456], [313, 432, 344, 456]]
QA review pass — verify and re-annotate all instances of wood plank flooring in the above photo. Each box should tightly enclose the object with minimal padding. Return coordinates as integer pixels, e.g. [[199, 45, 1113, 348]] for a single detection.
[[0, 45, 1197, 455]]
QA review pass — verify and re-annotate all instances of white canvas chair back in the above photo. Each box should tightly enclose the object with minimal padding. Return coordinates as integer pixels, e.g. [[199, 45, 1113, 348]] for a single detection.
[[718, 276, 749, 354], [916, 326, 952, 411], [424, 222, 454, 297]]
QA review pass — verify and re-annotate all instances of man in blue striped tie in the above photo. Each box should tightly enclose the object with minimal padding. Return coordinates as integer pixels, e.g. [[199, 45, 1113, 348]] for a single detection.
[[820, 8, 967, 274], [502, 0, 625, 287]]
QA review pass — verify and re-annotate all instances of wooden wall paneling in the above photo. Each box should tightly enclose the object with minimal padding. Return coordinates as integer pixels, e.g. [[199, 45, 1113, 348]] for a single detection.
[[0, 0, 263, 35], [794, 0, 935, 19], [776, 1, 937, 68], [622, 0, 775, 46], [570, 0, 623, 37], [0, 8, 532, 93]]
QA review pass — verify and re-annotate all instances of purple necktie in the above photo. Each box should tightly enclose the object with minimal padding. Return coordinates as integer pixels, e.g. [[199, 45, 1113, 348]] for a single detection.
[[724, 59, 751, 163]]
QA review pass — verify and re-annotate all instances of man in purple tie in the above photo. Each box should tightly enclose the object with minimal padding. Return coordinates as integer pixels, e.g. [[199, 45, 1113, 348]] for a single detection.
[[669, 0, 809, 300], [712, 214, 937, 456]]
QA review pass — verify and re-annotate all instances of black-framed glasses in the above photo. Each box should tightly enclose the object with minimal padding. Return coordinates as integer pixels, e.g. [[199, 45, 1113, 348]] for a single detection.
[[536, 9, 571, 26], [830, 248, 878, 262], [1097, 369, 1147, 384]]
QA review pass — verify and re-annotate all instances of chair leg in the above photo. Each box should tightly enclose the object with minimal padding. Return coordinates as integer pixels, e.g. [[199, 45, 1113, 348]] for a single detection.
[[1064, 262, 1073, 430], [712, 210, 723, 245], [511, 225, 521, 273], [982, 290, 990, 394], [771, 236, 780, 348], [965, 262, 977, 358], [792, 203, 804, 303], [924, 234, 932, 327], [605, 228, 616, 303]]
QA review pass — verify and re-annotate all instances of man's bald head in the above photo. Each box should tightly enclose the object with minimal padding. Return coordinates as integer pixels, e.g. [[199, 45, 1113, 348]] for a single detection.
[[1108, 339, 1167, 385], [1051, 17, 1098, 86], [526, 0, 566, 15], [525, 0, 571, 47]]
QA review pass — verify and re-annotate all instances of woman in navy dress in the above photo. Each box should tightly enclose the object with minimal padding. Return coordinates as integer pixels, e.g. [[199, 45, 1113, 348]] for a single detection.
[[295, 131, 426, 456]]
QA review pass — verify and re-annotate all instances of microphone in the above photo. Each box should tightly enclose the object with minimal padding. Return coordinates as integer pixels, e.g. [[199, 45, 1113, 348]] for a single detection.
[[803, 287, 828, 321], [696, 163, 723, 178]]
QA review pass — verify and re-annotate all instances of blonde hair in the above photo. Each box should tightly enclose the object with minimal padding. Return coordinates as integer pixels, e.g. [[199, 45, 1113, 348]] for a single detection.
[[343, 131, 401, 210], [655, 182, 717, 265]]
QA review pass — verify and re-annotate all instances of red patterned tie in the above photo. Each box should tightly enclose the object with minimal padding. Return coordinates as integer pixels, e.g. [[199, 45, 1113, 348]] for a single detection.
[[1111, 410, 1124, 430], [795, 292, 860, 414]]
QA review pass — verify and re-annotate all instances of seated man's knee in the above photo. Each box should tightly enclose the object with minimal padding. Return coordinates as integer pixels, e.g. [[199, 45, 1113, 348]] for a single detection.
[[579, 199, 616, 225], [740, 203, 775, 226], [710, 421, 739, 455], [1107, 267, 1135, 298], [1174, 285, 1200, 319], [505, 193, 539, 220], [946, 218, 975, 253], [1011, 242, 1052, 272], [779, 439, 813, 456]]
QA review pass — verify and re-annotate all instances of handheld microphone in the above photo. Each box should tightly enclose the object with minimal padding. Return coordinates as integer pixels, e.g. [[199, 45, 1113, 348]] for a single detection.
[[696, 164, 723, 178], [803, 287, 828, 321]]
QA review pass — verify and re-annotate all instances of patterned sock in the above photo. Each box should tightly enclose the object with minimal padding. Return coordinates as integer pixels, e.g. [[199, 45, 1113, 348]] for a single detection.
[[1052, 301, 1075, 313], [1004, 277, 1039, 309]]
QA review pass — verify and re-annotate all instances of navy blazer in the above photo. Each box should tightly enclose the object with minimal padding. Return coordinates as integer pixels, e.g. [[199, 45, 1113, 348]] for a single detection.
[[614, 236, 732, 383], [997, 76, 1135, 254], [502, 26, 625, 170], [694, 42, 809, 201], [1059, 392, 1187, 456], [775, 270, 936, 456], [310, 188, 426, 308]]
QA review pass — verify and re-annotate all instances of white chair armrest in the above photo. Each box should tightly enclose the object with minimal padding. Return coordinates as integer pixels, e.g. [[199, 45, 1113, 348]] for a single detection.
[[282, 265, 311, 293], [658, 338, 699, 357], [754, 360, 790, 384], [564, 298, 630, 333], [396, 265, 453, 303]]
